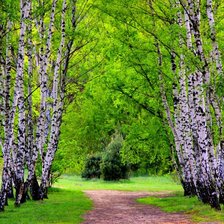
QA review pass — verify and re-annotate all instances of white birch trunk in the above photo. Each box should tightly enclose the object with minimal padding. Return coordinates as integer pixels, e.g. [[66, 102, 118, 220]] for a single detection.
[[158, 49, 187, 190], [24, 3, 40, 200], [172, 81, 190, 189], [184, 0, 220, 209], [0, 22, 13, 211], [176, 6, 198, 196], [13, 0, 31, 206], [35, 0, 58, 163], [26, 11, 33, 176], [179, 72, 197, 195], [206, 0, 224, 203], [206, 0, 222, 74], [40, 0, 67, 197]]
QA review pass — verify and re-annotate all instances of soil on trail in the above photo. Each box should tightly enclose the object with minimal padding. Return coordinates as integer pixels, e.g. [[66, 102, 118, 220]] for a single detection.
[[82, 190, 219, 224]]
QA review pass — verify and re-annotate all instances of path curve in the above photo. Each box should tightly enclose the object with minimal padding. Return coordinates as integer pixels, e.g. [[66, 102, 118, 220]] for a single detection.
[[82, 190, 195, 224]]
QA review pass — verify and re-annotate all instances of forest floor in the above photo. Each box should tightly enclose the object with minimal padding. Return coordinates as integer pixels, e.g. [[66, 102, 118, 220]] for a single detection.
[[82, 190, 199, 224]]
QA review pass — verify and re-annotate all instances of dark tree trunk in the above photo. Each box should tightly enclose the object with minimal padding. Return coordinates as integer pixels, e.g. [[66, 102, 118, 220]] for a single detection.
[[7, 179, 14, 199], [14, 178, 26, 206], [39, 184, 48, 200], [29, 174, 41, 200]]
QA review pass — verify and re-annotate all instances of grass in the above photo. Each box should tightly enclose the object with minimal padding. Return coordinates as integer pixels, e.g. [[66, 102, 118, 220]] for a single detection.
[[0, 187, 92, 224], [54, 175, 182, 192], [138, 192, 224, 223]]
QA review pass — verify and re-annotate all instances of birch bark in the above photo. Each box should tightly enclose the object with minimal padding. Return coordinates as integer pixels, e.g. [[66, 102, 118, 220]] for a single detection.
[[40, 0, 67, 198], [40, 0, 78, 197], [25, 0, 58, 200], [24, 2, 38, 200], [183, 0, 220, 209], [206, 0, 224, 203], [206, 0, 222, 74], [14, 0, 31, 206], [34, 0, 58, 165], [176, 6, 198, 196], [0, 22, 13, 211]]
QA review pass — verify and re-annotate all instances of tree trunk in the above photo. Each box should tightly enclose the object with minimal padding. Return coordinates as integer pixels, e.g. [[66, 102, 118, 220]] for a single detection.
[[0, 21, 13, 211], [40, 0, 67, 198], [14, 0, 31, 207], [176, 6, 197, 196], [206, 0, 222, 74]]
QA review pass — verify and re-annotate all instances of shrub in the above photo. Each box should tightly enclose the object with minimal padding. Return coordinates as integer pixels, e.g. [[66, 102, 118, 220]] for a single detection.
[[81, 155, 101, 179], [101, 134, 130, 181]]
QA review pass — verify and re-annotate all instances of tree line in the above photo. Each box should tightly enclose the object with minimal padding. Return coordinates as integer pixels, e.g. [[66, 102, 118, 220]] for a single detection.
[[151, 0, 224, 210], [0, 0, 96, 211]]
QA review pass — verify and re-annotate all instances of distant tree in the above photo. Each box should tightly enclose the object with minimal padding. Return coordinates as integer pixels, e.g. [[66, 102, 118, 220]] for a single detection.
[[101, 134, 130, 181]]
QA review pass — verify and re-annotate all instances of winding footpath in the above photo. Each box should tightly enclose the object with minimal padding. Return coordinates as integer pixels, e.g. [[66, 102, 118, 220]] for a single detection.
[[82, 190, 220, 224]]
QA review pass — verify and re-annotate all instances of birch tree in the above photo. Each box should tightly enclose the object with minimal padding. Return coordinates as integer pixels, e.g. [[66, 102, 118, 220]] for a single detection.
[[123, 0, 224, 209], [0, 21, 12, 211], [0, 0, 86, 209], [156, 0, 223, 208], [40, 0, 79, 198], [13, 0, 31, 206]]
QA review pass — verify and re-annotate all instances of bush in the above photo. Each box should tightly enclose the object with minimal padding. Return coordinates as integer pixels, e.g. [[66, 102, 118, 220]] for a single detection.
[[81, 155, 102, 179], [101, 134, 130, 181]]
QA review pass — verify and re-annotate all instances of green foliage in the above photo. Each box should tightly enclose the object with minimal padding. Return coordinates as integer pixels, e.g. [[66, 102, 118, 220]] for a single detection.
[[81, 155, 102, 179], [52, 0, 214, 178], [35, 155, 63, 185], [55, 0, 174, 178], [121, 114, 173, 176], [55, 139, 86, 175], [101, 134, 130, 181]]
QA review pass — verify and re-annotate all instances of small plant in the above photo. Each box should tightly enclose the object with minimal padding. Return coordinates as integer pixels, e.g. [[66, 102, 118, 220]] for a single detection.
[[81, 155, 102, 179]]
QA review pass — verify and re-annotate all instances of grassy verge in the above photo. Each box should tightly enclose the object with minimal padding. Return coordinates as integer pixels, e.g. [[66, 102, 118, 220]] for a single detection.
[[138, 192, 224, 223], [0, 188, 92, 224], [54, 175, 182, 192]]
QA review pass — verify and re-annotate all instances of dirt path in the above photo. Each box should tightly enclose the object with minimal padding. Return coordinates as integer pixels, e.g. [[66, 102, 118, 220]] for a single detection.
[[82, 190, 220, 224]]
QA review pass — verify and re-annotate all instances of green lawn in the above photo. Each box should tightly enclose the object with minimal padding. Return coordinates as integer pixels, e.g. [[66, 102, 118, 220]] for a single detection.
[[138, 192, 224, 223], [1, 175, 224, 223], [54, 175, 182, 192], [0, 187, 92, 224]]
